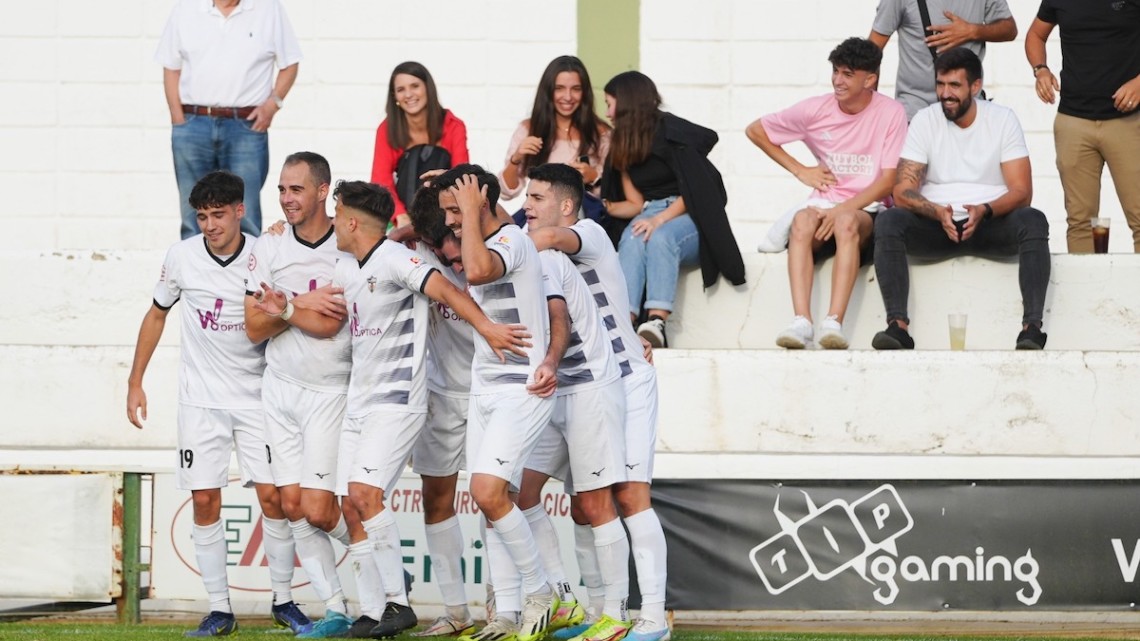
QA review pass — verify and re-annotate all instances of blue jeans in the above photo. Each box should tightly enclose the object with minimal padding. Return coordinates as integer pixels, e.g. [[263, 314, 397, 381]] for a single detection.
[[172, 113, 268, 239], [618, 197, 700, 315]]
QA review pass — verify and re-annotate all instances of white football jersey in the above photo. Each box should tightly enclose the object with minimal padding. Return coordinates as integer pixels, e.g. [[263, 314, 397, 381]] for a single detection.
[[414, 243, 475, 398], [334, 239, 438, 417], [539, 249, 620, 396], [247, 224, 352, 393], [154, 234, 265, 409], [568, 219, 651, 378], [468, 224, 550, 394]]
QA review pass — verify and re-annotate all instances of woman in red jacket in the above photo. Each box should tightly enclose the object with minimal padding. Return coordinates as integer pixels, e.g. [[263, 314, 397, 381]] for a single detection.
[[370, 61, 469, 225]]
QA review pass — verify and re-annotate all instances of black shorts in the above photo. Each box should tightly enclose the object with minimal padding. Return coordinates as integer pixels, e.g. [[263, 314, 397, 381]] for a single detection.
[[809, 210, 878, 266]]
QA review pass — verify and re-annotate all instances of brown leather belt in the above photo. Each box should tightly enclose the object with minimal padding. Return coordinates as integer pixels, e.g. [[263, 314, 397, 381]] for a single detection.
[[182, 104, 256, 119]]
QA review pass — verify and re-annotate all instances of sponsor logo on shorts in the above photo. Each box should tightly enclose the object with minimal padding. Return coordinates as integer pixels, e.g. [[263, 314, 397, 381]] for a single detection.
[[591, 468, 605, 477], [315, 472, 330, 479], [363, 466, 377, 474], [495, 458, 509, 466]]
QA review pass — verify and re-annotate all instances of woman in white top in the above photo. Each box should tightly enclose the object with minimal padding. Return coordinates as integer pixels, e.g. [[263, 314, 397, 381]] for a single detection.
[[499, 55, 611, 205]]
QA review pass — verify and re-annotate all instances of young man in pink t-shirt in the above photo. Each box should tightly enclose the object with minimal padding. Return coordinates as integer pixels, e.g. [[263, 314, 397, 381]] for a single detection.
[[747, 37, 907, 349]]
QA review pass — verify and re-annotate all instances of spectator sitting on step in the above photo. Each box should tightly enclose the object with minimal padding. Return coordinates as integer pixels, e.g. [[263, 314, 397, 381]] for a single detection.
[[871, 48, 1050, 351], [747, 37, 907, 350]]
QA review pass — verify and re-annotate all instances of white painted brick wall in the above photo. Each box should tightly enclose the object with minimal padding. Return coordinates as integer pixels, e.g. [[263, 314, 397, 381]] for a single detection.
[[0, 0, 575, 251], [641, 0, 1108, 253]]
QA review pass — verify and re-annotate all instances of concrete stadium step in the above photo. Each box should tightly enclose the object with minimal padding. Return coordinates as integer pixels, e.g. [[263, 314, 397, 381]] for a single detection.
[[671, 252, 1140, 351], [9, 250, 1139, 351]]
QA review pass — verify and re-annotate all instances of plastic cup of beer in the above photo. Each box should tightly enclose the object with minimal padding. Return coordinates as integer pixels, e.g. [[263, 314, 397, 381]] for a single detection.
[[948, 313, 968, 351], [1092, 218, 1111, 254]]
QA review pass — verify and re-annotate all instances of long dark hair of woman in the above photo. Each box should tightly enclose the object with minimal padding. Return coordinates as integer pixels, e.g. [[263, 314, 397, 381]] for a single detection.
[[385, 61, 445, 149], [604, 71, 662, 172], [524, 55, 606, 173]]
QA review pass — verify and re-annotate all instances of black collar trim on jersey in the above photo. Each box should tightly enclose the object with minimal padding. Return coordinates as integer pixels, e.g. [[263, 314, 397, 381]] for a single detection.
[[203, 233, 246, 268], [293, 221, 335, 249], [358, 237, 386, 268], [483, 223, 510, 242]]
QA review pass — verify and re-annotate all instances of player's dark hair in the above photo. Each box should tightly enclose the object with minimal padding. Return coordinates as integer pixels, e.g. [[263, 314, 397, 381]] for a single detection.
[[828, 37, 882, 74], [935, 47, 983, 84], [333, 181, 395, 226], [284, 151, 332, 187], [407, 184, 452, 246], [189, 171, 244, 210], [527, 163, 584, 213], [430, 163, 501, 207]]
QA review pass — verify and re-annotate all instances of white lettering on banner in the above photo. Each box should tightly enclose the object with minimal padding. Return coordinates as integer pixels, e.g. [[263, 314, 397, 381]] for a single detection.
[[1111, 538, 1140, 582], [748, 484, 1042, 606]]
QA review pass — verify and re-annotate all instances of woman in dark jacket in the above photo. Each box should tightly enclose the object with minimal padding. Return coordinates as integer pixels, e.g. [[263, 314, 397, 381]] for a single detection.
[[601, 71, 745, 347]]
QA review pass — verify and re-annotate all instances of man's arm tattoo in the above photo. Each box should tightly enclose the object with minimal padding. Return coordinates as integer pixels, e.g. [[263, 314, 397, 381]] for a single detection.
[[896, 160, 941, 220]]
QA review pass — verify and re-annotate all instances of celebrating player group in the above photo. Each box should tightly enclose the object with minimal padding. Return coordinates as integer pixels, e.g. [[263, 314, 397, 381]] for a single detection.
[[127, 154, 671, 641]]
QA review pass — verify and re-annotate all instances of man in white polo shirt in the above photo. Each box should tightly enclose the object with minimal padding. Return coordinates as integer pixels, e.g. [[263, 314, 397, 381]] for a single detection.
[[156, 0, 302, 240]]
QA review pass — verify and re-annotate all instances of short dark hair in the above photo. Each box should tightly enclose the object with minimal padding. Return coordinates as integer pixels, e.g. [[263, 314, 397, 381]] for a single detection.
[[189, 171, 244, 210], [935, 47, 983, 85], [430, 163, 501, 207], [284, 151, 332, 187], [527, 163, 584, 213], [828, 37, 882, 74], [407, 184, 452, 246], [333, 180, 395, 226]]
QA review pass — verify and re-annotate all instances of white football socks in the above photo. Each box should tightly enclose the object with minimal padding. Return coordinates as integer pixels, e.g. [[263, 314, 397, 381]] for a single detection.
[[491, 506, 550, 597], [363, 510, 409, 606], [261, 516, 296, 606], [522, 504, 571, 597], [592, 518, 631, 622], [624, 509, 667, 627], [289, 519, 348, 615], [573, 523, 605, 618], [426, 516, 470, 617], [192, 520, 232, 614], [484, 525, 522, 619], [349, 540, 384, 620]]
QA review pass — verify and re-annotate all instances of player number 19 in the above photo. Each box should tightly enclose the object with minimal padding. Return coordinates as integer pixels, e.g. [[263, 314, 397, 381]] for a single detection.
[[179, 448, 194, 468]]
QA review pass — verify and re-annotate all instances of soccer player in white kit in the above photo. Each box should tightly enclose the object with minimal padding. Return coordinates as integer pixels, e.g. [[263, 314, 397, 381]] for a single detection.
[[519, 163, 634, 641], [257, 180, 533, 638], [528, 164, 671, 641], [245, 152, 358, 638], [433, 165, 562, 641], [127, 171, 310, 637], [405, 185, 479, 638]]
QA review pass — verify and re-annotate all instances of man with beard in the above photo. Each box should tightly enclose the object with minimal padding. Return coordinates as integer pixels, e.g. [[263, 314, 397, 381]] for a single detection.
[[870, 47, 1051, 351]]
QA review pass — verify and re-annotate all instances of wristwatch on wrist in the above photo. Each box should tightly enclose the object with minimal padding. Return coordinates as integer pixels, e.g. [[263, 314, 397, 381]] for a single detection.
[[1032, 64, 1049, 77], [982, 203, 994, 220]]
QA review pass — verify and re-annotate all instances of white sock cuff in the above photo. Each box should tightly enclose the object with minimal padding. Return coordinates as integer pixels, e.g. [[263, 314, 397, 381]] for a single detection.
[[328, 513, 350, 546], [349, 540, 372, 556], [521, 504, 546, 523], [623, 508, 660, 529], [492, 505, 527, 532], [192, 520, 225, 545], [425, 515, 461, 535], [591, 519, 626, 546], [362, 509, 397, 532], [262, 516, 291, 539], [289, 518, 318, 539]]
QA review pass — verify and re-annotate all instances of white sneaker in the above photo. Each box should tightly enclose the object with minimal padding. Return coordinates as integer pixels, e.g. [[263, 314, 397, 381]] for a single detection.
[[518, 587, 558, 641], [775, 316, 813, 349], [817, 315, 848, 350], [637, 318, 667, 348]]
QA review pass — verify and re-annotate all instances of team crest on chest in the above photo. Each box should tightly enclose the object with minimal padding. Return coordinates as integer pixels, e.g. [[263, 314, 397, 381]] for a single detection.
[[367, 276, 377, 292]]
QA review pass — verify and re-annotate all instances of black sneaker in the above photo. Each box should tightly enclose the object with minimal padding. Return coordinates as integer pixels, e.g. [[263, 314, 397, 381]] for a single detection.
[[371, 602, 418, 639], [348, 615, 380, 639], [1015, 324, 1047, 350], [271, 601, 313, 634], [871, 320, 914, 350]]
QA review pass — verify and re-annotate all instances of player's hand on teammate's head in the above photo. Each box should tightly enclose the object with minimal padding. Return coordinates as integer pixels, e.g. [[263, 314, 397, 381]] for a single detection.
[[527, 363, 558, 398], [482, 322, 532, 363], [126, 384, 147, 429], [293, 285, 347, 320], [387, 223, 419, 248]]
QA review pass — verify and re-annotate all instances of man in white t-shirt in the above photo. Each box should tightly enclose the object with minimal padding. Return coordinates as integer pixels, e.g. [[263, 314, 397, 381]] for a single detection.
[[432, 165, 561, 641], [527, 164, 672, 641], [871, 48, 1051, 351], [255, 180, 530, 639], [748, 37, 908, 350], [127, 171, 309, 637], [156, 0, 301, 239], [245, 152, 359, 638]]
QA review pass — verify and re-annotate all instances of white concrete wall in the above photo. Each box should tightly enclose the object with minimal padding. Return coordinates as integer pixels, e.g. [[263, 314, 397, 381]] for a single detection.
[[640, 0, 1129, 254], [0, 0, 574, 251]]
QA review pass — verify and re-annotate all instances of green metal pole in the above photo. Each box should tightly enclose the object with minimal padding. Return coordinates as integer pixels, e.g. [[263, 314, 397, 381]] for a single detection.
[[118, 472, 143, 624]]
